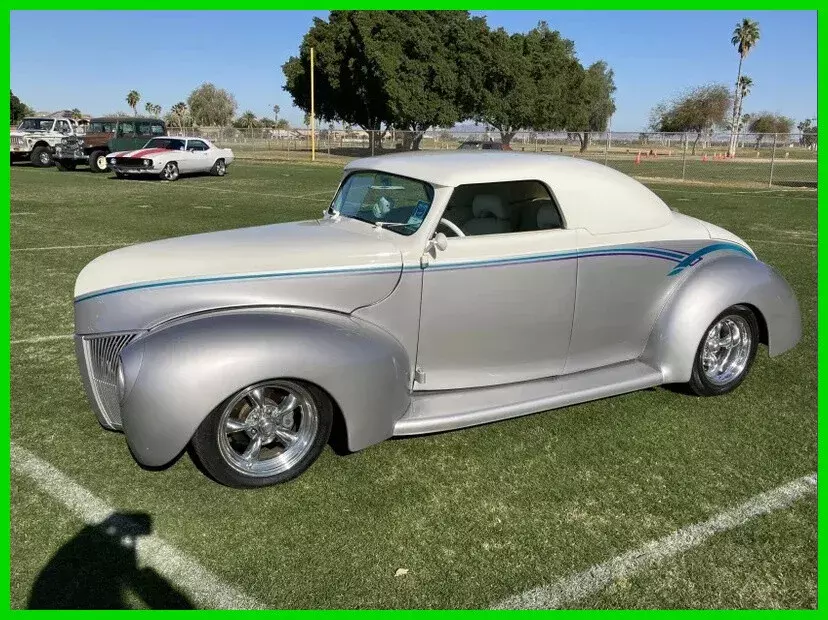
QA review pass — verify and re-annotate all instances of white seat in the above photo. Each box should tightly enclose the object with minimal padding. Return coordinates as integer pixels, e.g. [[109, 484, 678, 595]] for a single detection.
[[462, 194, 512, 236]]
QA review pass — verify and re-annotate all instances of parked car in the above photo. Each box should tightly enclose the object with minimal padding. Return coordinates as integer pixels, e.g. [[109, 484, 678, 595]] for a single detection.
[[73, 152, 801, 488], [107, 136, 233, 180], [54, 117, 166, 173], [458, 140, 512, 150], [11, 117, 82, 167]]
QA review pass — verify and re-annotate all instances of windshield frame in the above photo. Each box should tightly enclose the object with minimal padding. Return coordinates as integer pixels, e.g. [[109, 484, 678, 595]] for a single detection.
[[17, 118, 54, 131], [329, 170, 435, 237], [142, 137, 186, 150]]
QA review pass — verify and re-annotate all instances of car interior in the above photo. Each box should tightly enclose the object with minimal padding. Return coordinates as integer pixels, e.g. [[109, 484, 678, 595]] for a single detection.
[[440, 180, 564, 236]]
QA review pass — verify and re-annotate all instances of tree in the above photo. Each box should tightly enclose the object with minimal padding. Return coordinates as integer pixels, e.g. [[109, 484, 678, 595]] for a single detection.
[[187, 83, 237, 126], [144, 102, 154, 116], [748, 113, 794, 148], [650, 84, 732, 154], [272, 104, 280, 123], [473, 22, 585, 146], [259, 117, 276, 128], [11, 91, 32, 124], [283, 11, 486, 151], [170, 101, 189, 132], [126, 90, 141, 116], [732, 75, 752, 147], [797, 118, 817, 147], [238, 110, 257, 129], [275, 119, 290, 130], [568, 61, 616, 152], [69, 108, 83, 119], [727, 18, 760, 156]]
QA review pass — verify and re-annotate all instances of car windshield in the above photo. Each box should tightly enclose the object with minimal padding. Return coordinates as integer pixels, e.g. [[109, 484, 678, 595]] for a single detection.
[[330, 171, 434, 236], [142, 137, 186, 150], [17, 119, 53, 131]]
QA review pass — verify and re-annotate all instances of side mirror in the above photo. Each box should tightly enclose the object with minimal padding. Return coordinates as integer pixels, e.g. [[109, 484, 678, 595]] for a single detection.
[[432, 232, 448, 252]]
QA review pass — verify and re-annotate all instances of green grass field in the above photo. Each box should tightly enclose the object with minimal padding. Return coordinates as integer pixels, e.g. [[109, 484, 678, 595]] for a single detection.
[[9, 160, 817, 609]]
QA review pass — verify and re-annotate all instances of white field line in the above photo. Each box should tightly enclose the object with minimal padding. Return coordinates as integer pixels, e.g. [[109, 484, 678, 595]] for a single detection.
[[298, 189, 336, 197], [743, 238, 817, 248], [11, 334, 73, 345], [493, 473, 817, 609], [11, 212, 36, 215], [11, 443, 267, 610], [12, 242, 135, 253], [655, 188, 818, 200]]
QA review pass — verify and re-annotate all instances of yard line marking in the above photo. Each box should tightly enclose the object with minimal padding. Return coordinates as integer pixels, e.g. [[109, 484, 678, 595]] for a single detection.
[[744, 238, 817, 248], [12, 242, 135, 252], [493, 473, 817, 610], [11, 334, 73, 344], [11, 444, 267, 610], [654, 188, 818, 200], [11, 212, 36, 215], [298, 189, 337, 197], [193, 206, 213, 209]]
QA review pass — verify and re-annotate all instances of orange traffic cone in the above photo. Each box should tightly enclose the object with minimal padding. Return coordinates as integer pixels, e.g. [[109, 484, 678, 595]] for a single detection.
[[635, 152, 641, 165]]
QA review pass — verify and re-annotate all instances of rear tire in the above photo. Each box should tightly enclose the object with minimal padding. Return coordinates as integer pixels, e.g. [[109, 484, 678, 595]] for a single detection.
[[191, 380, 333, 488], [210, 158, 226, 176], [54, 159, 77, 172], [89, 150, 109, 173], [688, 305, 759, 396], [30, 145, 52, 167]]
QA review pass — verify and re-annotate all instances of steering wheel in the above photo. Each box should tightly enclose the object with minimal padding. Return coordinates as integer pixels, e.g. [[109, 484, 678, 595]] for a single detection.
[[439, 217, 465, 237]]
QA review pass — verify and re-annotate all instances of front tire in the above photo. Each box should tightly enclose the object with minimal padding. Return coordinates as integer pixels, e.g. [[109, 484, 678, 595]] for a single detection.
[[210, 158, 226, 176], [688, 305, 759, 396], [30, 146, 52, 167], [191, 380, 333, 488], [160, 161, 179, 181], [89, 150, 109, 173]]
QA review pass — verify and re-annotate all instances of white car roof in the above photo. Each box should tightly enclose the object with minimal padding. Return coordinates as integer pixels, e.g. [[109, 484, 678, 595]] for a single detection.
[[345, 151, 672, 234]]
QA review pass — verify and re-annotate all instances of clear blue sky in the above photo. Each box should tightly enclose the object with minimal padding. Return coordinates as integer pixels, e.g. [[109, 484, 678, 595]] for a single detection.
[[10, 10, 817, 130]]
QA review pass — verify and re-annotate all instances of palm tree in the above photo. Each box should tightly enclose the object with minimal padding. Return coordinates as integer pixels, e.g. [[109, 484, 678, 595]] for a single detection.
[[126, 90, 141, 116], [144, 101, 154, 116], [240, 110, 257, 130], [727, 19, 760, 155], [153, 104, 162, 117], [272, 104, 280, 123], [171, 101, 188, 131]]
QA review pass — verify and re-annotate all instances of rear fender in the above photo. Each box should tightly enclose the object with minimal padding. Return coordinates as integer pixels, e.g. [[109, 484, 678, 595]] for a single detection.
[[119, 308, 411, 467], [641, 255, 801, 383]]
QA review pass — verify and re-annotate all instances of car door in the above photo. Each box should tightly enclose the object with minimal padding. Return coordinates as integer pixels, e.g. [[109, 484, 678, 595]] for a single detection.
[[182, 139, 211, 172], [415, 181, 577, 391]]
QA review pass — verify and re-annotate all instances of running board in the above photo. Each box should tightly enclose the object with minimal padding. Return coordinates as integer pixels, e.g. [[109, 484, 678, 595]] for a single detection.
[[393, 360, 663, 436]]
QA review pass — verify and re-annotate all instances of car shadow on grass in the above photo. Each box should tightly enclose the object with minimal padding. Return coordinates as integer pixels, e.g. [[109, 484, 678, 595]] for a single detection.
[[27, 512, 193, 610]]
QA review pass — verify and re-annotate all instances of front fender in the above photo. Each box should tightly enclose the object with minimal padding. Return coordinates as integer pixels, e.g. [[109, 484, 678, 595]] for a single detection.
[[641, 255, 801, 384], [119, 308, 411, 467]]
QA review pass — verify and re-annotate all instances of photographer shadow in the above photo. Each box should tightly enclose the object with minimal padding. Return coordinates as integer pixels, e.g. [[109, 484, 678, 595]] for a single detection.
[[28, 512, 194, 609]]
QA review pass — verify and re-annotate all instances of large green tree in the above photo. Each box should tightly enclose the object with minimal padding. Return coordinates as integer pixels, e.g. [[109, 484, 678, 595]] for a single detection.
[[567, 61, 617, 152], [650, 84, 732, 154], [472, 22, 587, 146], [727, 18, 760, 156], [797, 118, 817, 147], [283, 11, 484, 150], [10, 91, 30, 124], [187, 83, 237, 126]]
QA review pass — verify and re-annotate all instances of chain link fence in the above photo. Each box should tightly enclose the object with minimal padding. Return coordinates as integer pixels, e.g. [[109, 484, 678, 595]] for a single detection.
[[169, 127, 817, 189]]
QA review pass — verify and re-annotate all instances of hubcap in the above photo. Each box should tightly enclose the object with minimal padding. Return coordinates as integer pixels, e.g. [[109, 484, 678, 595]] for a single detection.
[[217, 161, 225, 174], [217, 381, 318, 477], [701, 315, 752, 385], [164, 164, 177, 180], [40, 152, 50, 164], [97, 155, 107, 169]]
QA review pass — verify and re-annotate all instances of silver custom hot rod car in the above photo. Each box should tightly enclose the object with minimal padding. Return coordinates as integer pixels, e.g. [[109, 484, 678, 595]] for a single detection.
[[74, 152, 801, 487]]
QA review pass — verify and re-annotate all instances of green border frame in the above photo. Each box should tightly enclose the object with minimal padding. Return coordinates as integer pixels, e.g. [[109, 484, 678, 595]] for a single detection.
[[2, 6, 823, 612]]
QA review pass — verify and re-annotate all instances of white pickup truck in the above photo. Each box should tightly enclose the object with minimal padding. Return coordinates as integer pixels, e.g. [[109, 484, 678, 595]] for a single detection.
[[11, 117, 84, 167]]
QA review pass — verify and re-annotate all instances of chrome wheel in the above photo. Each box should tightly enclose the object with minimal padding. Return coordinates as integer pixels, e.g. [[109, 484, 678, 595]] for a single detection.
[[216, 380, 319, 477], [215, 159, 226, 176], [162, 162, 179, 181], [96, 155, 107, 170], [39, 151, 51, 165], [701, 315, 752, 386]]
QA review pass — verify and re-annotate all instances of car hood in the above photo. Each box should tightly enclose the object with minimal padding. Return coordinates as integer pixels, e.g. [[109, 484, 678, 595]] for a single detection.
[[74, 219, 403, 303]]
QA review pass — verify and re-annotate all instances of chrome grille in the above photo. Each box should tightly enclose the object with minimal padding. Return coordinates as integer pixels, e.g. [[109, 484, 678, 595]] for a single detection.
[[11, 136, 21, 147], [82, 333, 138, 428]]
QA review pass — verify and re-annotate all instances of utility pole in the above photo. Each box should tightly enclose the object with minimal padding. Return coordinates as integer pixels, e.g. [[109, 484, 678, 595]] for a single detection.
[[310, 47, 316, 162]]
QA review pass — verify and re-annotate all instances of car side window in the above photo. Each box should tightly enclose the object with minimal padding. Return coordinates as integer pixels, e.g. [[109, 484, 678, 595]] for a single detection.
[[187, 140, 209, 151], [151, 123, 164, 135], [118, 122, 135, 136], [441, 180, 564, 237]]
